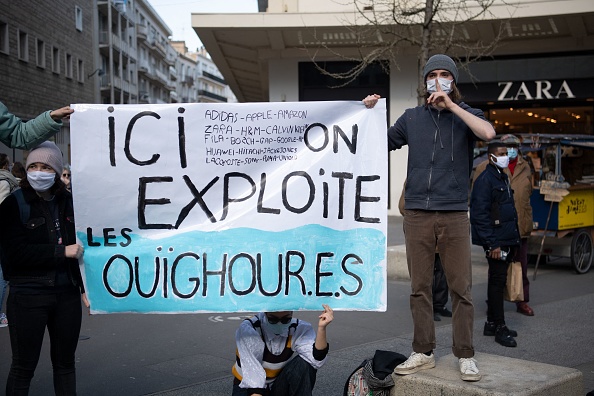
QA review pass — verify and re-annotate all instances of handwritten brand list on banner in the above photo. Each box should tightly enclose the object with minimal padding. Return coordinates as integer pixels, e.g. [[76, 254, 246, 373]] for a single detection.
[[71, 100, 387, 313]]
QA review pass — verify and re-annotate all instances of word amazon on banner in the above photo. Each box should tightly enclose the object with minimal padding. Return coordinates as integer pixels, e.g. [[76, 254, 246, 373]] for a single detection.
[[70, 100, 387, 314]]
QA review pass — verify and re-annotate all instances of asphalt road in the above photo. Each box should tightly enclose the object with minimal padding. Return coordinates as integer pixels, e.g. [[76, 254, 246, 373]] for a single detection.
[[1, 216, 593, 395]]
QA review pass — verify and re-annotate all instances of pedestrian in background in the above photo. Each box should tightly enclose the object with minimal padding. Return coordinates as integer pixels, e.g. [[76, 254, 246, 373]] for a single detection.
[[61, 164, 72, 193], [11, 161, 26, 183], [470, 141, 520, 348], [0, 141, 88, 395], [0, 100, 73, 150], [474, 134, 534, 316], [364, 53, 495, 382], [0, 153, 19, 327]]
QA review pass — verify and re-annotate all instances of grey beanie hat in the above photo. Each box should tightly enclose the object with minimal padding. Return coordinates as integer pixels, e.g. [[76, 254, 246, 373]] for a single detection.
[[423, 54, 459, 83], [26, 141, 64, 175]]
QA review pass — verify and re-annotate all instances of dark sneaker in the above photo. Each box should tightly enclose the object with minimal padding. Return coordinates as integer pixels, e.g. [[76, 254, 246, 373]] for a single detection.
[[434, 307, 452, 317], [484, 321, 517, 337], [495, 325, 517, 347], [433, 312, 441, 321]]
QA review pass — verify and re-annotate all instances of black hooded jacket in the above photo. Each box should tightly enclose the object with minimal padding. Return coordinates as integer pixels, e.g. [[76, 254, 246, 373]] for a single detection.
[[388, 102, 485, 211], [0, 185, 84, 292]]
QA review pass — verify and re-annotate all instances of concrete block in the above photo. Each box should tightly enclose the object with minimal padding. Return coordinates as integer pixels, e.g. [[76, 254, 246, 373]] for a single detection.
[[387, 245, 409, 281], [390, 352, 583, 396]]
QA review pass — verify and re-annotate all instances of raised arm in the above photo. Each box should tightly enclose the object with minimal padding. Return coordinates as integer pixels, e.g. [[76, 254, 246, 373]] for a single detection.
[[0, 101, 74, 150], [428, 83, 495, 141], [314, 304, 333, 351]]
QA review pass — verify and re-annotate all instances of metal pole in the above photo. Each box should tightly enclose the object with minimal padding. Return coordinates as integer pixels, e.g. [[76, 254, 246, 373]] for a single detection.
[[533, 200, 554, 280]]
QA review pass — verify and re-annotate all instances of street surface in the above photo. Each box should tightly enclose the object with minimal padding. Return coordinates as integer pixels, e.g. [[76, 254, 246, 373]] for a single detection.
[[1, 216, 593, 395]]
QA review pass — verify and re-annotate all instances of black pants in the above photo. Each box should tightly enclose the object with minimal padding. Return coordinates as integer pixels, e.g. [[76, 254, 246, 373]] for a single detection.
[[232, 356, 317, 396], [486, 257, 509, 326], [432, 254, 448, 309], [6, 288, 82, 396]]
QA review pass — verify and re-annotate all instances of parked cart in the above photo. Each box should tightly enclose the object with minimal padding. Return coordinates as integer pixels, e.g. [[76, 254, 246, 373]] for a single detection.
[[524, 134, 594, 275]]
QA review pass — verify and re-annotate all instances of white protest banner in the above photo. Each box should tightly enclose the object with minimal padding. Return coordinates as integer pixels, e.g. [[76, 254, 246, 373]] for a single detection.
[[71, 100, 387, 313]]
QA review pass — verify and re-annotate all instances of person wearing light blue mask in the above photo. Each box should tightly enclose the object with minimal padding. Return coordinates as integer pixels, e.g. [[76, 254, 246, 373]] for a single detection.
[[232, 305, 333, 396], [500, 134, 535, 317], [507, 147, 518, 160]]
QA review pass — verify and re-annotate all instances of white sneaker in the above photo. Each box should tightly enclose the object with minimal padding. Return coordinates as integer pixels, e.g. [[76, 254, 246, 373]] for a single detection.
[[0, 313, 7, 328], [394, 352, 435, 375], [459, 357, 481, 381]]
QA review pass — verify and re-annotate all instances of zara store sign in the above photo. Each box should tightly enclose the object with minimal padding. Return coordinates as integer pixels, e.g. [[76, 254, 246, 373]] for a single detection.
[[497, 80, 576, 101]]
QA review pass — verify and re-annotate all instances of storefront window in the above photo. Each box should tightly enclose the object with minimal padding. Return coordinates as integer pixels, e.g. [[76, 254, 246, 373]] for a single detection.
[[487, 105, 593, 135]]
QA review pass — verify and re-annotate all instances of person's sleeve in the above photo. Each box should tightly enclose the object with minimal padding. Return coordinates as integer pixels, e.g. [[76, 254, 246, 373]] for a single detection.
[[0, 195, 64, 268], [387, 112, 408, 151], [236, 321, 267, 394], [465, 106, 491, 142], [0, 101, 62, 150], [470, 174, 497, 249], [0, 180, 10, 204], [291, 322, 328, 369]]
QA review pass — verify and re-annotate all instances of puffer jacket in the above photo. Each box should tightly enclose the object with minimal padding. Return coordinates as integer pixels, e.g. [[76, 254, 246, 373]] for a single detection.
[[470, 163, 521, 250], [0, 185, 84, 291], [474, 156, 533, 237], [0, 100, 63, 150]]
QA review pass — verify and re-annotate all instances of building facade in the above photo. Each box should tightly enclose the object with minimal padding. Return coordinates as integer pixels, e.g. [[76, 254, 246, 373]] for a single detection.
[[0, 0, 96, 161], [192, 0, 594, 215], [134, 0, 176, 105], [1, 0, 235, 163], [97, 0, 138, 104], [172, 42, 235, 104], [190, 47, 231, 103]]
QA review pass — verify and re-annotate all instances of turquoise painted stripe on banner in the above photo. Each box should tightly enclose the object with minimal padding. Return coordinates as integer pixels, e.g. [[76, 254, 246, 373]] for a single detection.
[[79, 225, 386, 313]]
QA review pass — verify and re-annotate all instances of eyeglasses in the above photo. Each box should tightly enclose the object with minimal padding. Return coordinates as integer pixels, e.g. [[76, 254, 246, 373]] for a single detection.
[[266, 315, 292, 324], [62, 173, 71, 178]]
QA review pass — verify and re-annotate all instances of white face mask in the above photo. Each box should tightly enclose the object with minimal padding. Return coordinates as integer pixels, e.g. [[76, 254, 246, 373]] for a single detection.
[[490, 154, 509, 169], [426, 78, 453, 94], [27, 171, 56, 192]]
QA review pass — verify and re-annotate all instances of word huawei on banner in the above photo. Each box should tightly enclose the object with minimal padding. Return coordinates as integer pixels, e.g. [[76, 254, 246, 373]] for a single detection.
[[70, 100, 388, 314]]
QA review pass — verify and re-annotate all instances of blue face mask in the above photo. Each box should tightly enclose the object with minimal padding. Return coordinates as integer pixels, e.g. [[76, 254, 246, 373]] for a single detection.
[[507, 147, 518, 160]]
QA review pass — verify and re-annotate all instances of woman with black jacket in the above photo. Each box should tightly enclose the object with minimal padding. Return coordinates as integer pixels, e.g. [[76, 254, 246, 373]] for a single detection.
[[0, 141, 87, 395]]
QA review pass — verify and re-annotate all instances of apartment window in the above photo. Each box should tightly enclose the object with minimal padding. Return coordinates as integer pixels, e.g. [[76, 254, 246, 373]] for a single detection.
[[0, 21, 8, 54], [17, 30, 28, 62], [65, 53, 73, 79], [52, 46, 60, 74], [36, 39, 45, 68], [77, 59, 84, 83], [75, 6, 83, 31]]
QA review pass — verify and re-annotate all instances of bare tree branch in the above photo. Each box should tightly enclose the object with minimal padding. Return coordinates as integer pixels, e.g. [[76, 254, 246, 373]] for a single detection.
[[301, 0, 517, 104]]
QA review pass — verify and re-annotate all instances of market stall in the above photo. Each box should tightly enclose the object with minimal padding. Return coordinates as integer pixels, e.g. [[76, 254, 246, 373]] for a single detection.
[[523, 134, 594, 274]]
